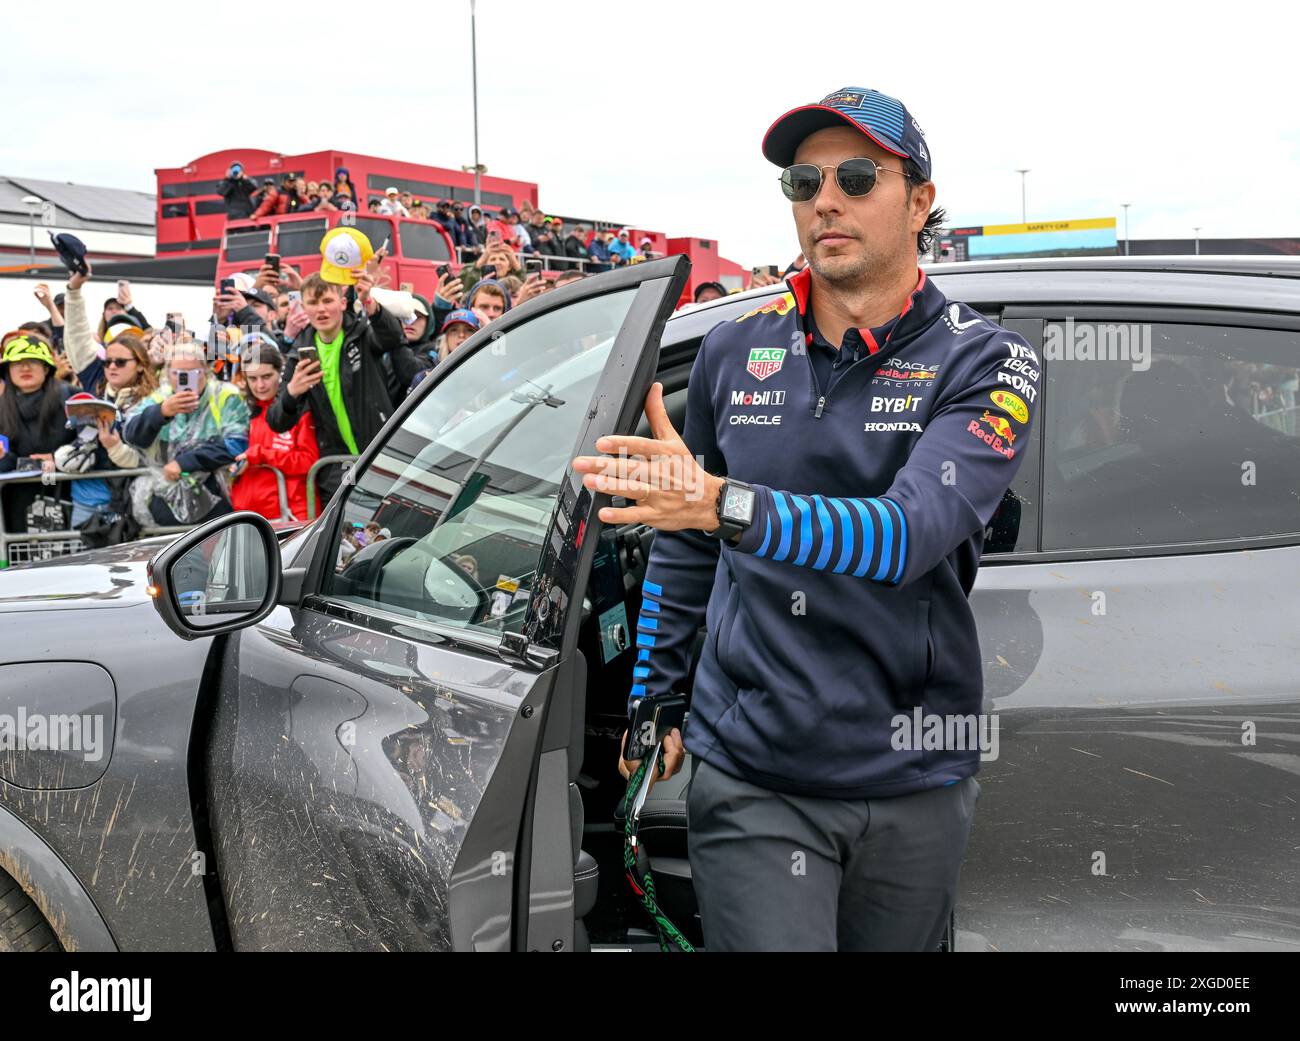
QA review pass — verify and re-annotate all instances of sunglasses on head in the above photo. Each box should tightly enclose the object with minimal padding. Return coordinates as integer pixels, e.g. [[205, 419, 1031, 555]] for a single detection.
[[779, 157, 907, 203]]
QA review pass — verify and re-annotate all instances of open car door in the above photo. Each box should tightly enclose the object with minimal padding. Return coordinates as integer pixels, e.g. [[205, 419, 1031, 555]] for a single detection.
[[162, 256, 689, 950]]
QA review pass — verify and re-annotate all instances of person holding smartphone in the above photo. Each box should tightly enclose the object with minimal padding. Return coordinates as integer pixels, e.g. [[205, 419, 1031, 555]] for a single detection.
[[265, 233, 410, 504], [218, 161, 257, 220], [122, 342, 250, 526]]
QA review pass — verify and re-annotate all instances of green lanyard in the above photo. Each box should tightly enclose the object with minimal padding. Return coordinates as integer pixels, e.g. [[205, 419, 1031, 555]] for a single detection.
[[621, 753, 695, 952]]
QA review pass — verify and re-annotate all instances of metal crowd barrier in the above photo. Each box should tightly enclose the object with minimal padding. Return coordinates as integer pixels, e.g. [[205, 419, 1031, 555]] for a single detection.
[[305, 454, 358, 521], [0, 463, 297, 566]]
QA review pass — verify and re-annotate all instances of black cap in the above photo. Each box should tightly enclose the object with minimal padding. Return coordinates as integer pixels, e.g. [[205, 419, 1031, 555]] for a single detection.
[[693, 281, 727, 302], [49, 232, 89, 275]]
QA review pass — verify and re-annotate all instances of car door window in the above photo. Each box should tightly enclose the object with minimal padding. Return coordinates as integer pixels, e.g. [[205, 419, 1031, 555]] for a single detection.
[[323, 289, 638, 636], [1043, 321, 1300, 550]]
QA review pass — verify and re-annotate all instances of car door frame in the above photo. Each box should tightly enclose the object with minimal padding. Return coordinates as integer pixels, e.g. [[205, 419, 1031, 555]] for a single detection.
[[249, 255, 691, 950]]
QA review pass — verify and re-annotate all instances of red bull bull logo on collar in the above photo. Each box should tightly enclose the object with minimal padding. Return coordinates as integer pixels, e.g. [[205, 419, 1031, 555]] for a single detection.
[[736, 293, 796, 323]]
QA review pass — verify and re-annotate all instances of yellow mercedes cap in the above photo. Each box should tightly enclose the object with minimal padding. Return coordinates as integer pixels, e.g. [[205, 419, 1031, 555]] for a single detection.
[[319, 226, 374, 286]]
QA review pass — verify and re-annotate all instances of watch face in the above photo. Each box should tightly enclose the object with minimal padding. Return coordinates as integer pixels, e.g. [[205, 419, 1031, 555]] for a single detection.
[[722, 486, 755, 525]]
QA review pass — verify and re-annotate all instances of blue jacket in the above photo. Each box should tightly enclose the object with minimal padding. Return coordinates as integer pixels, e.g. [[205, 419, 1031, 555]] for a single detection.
[[634, 266, 1038, 798]]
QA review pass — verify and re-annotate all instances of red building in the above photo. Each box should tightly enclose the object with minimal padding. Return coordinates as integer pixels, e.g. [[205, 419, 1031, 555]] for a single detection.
[[156, 148, 743, 304]]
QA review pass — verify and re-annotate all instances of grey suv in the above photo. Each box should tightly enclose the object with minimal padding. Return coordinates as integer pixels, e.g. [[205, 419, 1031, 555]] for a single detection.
[[1, 255, 1297, 951]]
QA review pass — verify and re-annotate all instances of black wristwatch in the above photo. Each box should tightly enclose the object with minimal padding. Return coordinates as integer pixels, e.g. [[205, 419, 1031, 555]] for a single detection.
[[703, 478, 756, 541]]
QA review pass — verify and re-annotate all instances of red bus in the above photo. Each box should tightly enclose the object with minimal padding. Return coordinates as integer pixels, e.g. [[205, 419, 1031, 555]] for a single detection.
[[155, 148, 538, 258], [160, 147, 746, 304], [215, 211, 459, 302]]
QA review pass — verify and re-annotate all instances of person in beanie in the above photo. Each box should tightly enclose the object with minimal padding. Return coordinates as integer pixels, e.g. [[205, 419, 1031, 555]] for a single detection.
[[464, 279, 512, 325]]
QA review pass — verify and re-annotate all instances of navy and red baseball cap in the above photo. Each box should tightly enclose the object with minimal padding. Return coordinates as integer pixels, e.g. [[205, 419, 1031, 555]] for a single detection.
[[762, 87, 931, 179]]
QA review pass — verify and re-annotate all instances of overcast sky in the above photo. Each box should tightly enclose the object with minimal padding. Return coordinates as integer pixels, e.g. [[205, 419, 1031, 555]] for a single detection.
[[2, 0, 1295, 267]]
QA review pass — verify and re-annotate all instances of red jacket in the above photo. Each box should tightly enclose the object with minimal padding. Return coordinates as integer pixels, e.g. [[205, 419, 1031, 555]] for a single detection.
[[231, 405, 319, 521]]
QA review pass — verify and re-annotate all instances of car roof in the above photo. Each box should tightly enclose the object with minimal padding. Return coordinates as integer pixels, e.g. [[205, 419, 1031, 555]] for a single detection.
[[664, 255, 1300, 355]]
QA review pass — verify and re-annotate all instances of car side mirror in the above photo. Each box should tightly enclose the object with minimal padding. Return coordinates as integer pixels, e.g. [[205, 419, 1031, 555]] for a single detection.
[[148, 512, 283, 640]]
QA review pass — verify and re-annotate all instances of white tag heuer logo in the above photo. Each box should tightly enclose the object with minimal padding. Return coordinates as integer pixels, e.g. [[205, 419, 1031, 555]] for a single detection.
[[746, 348, 785, 381]]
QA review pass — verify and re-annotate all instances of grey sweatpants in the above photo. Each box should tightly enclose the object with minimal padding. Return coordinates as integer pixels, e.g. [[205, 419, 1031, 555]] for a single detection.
[[686, 757, 980, 951]]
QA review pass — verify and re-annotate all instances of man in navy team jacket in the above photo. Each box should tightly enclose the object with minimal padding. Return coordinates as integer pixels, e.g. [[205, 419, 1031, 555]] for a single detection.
[[573, 87, 1039, 951]]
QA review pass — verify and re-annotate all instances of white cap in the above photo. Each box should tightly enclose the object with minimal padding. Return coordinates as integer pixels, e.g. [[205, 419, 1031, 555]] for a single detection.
[[386, 186, 399, 196]]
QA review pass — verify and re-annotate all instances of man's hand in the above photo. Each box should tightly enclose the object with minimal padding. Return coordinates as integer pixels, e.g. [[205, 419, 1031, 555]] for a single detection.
[[283, 303, 311, 340], [287, 359, 322, 397], [33, 284, 55, 312], [117, 280, 133, 307], [163, 460, 182, 482], [214, 289, 245, 321], [161, 390, 199, 417], [572, 382, 724, 532], [618, 727, 685, 789], [434, 271, 463, 306], [352, 267, 377, 312], [513, 272, 546, 305], [280, 265, 303, 290], [254, 264, 280, 291], [67, 262, 92, 291]]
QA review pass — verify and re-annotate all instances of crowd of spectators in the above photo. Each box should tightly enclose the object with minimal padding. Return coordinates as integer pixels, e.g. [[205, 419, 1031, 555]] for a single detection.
[[0, 221, 603, 554], [0, 167, 789, 561], [217, 161, 665, 275]]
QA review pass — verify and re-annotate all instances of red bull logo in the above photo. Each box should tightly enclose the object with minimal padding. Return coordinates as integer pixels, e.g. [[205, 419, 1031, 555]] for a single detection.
[[736, 293, 795, 323], [979, 410, 1016, 443], [968, 415, 1015, 459]]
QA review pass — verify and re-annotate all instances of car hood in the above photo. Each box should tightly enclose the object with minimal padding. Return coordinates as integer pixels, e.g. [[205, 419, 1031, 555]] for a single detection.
[[0, 520, 312, 612], [0, 536, 175, 611]]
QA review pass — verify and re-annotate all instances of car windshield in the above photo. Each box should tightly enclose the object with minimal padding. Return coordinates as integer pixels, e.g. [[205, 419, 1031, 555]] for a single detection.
[[324, 289, 636, 638]]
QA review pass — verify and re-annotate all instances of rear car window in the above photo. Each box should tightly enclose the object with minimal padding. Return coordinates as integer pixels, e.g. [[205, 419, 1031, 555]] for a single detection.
[[1043, 322, 1300, 550], [399, 221, 453, 261]]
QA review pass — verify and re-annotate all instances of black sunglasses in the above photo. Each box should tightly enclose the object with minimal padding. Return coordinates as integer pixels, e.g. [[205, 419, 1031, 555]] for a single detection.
[[779, 158, 907, 203], [105, 356, 136, 368]]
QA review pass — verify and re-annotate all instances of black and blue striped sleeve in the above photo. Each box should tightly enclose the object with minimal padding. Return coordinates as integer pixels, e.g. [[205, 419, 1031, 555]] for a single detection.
[[732, 491, 909, 583]]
